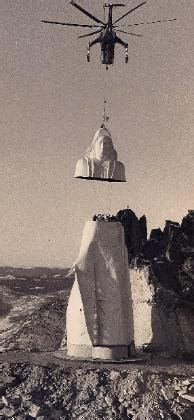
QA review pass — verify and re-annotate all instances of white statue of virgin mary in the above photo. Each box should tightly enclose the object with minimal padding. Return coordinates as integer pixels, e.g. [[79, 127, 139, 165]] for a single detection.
[[74, 127, 126, 182]]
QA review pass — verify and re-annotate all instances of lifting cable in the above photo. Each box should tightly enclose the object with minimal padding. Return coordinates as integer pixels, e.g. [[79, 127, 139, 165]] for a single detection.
[[101, 69, 109, 126], [92, 52, 114, 217], [108, 182, 112, 214]]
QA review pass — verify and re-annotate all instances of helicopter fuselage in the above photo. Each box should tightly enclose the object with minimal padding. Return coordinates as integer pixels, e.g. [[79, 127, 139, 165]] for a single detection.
[[100, 4, 116, 65], [100, 28, 116, 65], [87, 5, 128, 66], [88, 25, 128, 66]]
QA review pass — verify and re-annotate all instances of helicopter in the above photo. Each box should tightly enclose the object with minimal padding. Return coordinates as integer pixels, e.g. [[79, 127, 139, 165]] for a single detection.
[[42, 1, 176, 68]]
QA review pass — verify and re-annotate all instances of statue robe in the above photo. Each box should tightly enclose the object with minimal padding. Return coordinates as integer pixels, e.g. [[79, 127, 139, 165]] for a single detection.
[[66, 221, 134, 352]]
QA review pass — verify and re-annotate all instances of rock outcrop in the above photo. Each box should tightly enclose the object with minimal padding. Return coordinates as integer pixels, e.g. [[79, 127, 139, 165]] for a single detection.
[[128, 210, 194, 358], [130, 262, 194, 357], [116, 209, 147, 262]]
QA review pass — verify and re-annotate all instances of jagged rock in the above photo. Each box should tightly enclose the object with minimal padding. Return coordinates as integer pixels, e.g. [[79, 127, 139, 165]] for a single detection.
[[181, 210, 194, 247], [1, 407, 16, 417], [183, 257, 194, 275], [142, 228, 165, 261], [105, 395, 113, 406], [117, 209, 147, 262], [143, 239, 164, 261], [28, 403, 41, 417], [139, 214, 147, 246], [189, 385, 194, 394], [110, 371, 120, 381], [176, 255, 194, 305], [179, 393, 194, 404], [177, 272, 194, 303], [163, 220, 180, 242], [161, 386, 176, 402], [165, 227, 186, 264], [2, 396, 8, 406], [153, 260, 178, 290], [150, 228, 164, 241], [0, 401, 4, 410], [182, 380, 191, 386]]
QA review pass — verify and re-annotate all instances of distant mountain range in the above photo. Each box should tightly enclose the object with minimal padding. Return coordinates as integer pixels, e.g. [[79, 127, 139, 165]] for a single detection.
[[0, 267, 69, 278]]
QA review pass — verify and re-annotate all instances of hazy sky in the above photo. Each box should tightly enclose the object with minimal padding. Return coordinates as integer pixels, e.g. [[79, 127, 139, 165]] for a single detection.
[[0, 0, 193, 267]]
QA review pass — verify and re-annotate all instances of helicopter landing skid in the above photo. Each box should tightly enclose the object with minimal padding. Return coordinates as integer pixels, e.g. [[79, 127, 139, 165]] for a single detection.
[[87, 47, 90, 62], [125, 47, 128, 63]]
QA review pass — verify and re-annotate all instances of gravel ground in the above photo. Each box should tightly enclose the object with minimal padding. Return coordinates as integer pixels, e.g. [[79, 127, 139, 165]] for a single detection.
[[1, 354, 194, 419]]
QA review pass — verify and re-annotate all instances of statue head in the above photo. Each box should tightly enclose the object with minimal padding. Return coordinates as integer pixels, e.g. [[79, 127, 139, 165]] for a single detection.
[[86, 127, 117, 163], [74, 126, 126, 182]]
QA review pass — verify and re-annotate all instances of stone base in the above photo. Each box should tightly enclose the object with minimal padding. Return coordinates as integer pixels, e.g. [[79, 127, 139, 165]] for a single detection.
[[92, 346, 128, 360], [67, 344, 131, 360], [67, 345, 92, 359]]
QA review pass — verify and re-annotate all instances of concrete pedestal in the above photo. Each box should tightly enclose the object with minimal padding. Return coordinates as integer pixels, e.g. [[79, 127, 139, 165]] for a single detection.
[[92, 346, 128, 360]]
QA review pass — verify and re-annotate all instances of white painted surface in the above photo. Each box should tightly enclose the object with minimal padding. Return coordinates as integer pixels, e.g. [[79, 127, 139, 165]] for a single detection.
[[130, 266, 169, 351], [74, 127, 126, 181], [130, 266, 155, 348], [66, 277, 92, 348], [67, 221, 133, 353]]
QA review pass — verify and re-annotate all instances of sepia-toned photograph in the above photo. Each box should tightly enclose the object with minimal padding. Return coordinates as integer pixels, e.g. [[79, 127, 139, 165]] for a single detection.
[[0, 1, 194, 418]]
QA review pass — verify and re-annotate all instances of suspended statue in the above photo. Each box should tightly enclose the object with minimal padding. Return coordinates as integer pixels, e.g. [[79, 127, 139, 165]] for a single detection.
[[74, 126, 126, 182]]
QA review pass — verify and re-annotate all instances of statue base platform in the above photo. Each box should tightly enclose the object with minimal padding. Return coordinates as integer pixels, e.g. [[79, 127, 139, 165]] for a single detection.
[[67, 344, 131, 360], [54, 349, 148, 364]]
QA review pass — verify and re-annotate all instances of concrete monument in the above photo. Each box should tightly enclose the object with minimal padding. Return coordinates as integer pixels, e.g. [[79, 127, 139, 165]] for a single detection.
[[66, 220, 134, 359]]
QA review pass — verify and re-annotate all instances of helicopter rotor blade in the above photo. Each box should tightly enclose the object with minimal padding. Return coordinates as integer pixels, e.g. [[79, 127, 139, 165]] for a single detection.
[[113, 1, 147, 25], [78, 29, 103, 39], [117, 29, 142, 36], [111, 4, 126, 6], [41, 20, 101, 28], [114, 18, 177, 28], [70, 1, 105, 25]]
